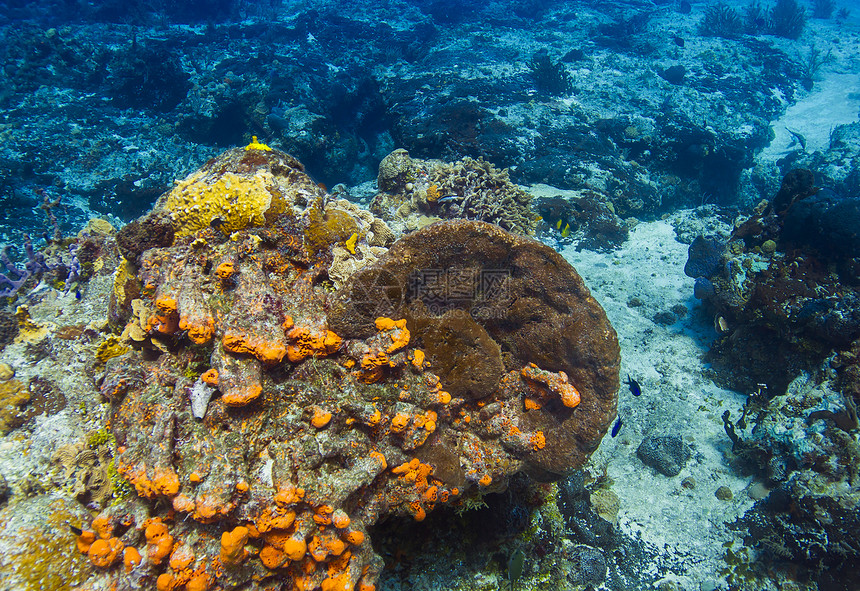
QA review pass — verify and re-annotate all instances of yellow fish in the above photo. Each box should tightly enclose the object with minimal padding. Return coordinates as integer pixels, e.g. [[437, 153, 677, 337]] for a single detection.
[[561, 223, 570, 238]]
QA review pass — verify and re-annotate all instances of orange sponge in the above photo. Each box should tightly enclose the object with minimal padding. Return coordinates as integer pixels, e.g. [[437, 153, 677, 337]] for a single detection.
[[520, 362, 581, 408], [144, 519, 174, 565], [88, 537, 124, 568], [286, 326, 342, 363], [223, 331, 287, 365], [220, 526, 250, 566]]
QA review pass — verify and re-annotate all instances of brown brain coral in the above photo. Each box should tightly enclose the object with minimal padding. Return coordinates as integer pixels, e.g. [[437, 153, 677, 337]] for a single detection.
[[85, 148, 618, 591], [328, 219, 620, 474]]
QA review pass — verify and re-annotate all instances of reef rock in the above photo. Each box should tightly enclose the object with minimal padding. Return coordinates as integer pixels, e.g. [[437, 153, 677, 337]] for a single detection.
[[81, 145, 618, 591], [687, 169, 860, 393], [370, 150, 538, 236], [732, 371, 860, 588]]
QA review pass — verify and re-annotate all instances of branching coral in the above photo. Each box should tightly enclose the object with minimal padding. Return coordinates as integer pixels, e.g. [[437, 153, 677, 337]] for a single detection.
[[371, 150, 538, 236]]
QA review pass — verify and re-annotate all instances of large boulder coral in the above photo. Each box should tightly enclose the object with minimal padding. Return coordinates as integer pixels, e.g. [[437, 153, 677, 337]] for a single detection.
[[329, 220, 621, 475], [81, 146, 618, 591]]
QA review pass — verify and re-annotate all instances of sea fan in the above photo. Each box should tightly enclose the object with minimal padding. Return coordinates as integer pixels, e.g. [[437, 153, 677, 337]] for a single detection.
[[770, 0, 806, 39], [811, 0, 835, 19], [699, 3, 744, 38]]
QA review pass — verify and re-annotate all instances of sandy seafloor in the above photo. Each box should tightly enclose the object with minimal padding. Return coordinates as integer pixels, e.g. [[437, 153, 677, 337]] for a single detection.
[[564, 217, 750, 590]]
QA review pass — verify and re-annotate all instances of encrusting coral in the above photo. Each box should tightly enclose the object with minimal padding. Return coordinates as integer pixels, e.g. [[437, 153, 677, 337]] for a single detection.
[[0, 377, 30, 435], [157, 137, 315, 237], [63, 142, 618, 591]]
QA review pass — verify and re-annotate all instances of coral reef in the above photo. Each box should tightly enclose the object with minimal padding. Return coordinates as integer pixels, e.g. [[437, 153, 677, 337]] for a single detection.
[[371, 150, 538, 236], [58, 147, 620, 591], [533, 190, 629, 251], [687, 168, 860, 591], [686, 169, 860, 393], [729, 371, 860, 590]]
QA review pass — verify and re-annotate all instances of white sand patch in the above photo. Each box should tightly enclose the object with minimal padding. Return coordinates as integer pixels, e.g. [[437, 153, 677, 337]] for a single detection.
[[761, 72, 860, 160], [561, 217, 754, 588]]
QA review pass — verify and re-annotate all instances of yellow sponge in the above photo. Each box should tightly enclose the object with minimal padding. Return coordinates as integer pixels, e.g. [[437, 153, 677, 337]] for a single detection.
[[162, 169, 286, 237]]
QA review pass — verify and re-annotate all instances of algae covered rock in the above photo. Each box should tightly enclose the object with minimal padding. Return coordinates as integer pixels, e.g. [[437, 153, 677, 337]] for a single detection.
[[0, 495, 93, 591], [81, 146, 618, 591], [636, 434, 691, 477]]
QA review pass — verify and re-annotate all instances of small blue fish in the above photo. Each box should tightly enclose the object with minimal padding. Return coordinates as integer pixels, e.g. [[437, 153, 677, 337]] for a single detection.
[[625, 375, 641, 397], [611, 416, 622, 437], [75, 289, 82, 300]]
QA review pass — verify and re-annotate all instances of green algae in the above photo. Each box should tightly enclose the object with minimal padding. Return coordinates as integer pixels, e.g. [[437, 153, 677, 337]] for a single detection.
[[0, 497, 92, 591]]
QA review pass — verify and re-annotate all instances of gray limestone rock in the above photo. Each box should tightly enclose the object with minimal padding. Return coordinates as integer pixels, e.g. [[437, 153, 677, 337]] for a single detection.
[[636, 434, 691, 477]]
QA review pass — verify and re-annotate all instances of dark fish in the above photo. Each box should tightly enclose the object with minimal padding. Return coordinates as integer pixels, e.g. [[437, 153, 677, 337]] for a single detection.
[[507, 548, 525, 589], [611, 416, 622, 437], [75, 289, 82, 300], [69, 524, 83, 536], [672, 35, 685, 47], [786, 128, 807, 151], [679, 1, 692, 14], [625, 374, 642, 397]]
